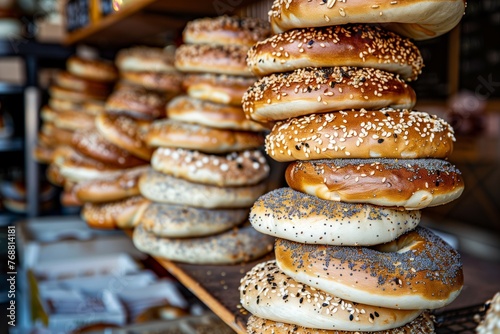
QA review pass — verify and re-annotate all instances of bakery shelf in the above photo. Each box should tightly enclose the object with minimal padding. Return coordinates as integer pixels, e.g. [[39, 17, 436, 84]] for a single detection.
[[0, 82, 23, 95], [64, 0, 261, 46], [0, 137, 23, 151]]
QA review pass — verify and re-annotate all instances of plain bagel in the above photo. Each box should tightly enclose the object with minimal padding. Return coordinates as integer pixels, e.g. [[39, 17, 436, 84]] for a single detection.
[[145, 119, 265, 154], [183, 15, 270, 47], [275, 226, 464, 310], [246, 313, 435, 334], [265, 110, 455, 161], [250, 188, 421, 245], [141, 202, 249, 238], [151, 147, 270, 187], [81, 196, 150, 229], [268, 0, 466, 40], [182, 73, 256, 106], [120, 71, 183, 93], [133, 223, 274, 265], [67, 56, 118, 82], [167, 96, 267, 132], [175, 44, 253, 77], [286, 158, 464, 210], [240, 261, 423, 331], [242, 67, 416, 122], [247, 24, 423, 81], [105, 86, 168, 121], [139, 168, 267, 209]]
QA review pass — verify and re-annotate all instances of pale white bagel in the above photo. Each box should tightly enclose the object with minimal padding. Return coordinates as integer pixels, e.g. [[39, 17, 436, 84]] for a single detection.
[[141, 202, 248, 238], [139, 169, 267, 209], [242, 67, 416, 123], [275, 227, 464, 310], [250, 188, 421, 245], [247, 24, 423, 81], [246, 313, 436, 334], [133, 224, 274, 264], [286, 158, 465, 210], [151, 147, 270, 187], [240, 261, 422, 331], [269, 0, 466, 40]]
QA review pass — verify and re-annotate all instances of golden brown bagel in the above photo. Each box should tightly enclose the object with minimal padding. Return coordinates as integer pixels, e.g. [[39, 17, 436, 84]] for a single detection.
[[105, 86, 168, 121], [115, 46, 176, 73], [81, 196, 150, 229], [242, 67, 416, 122], [67, 56, 118, 82], [120, 71, 183, 93], [275, 227, 464, 310]]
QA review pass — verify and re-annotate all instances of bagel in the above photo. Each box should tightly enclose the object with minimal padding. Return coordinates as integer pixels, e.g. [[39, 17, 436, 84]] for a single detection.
[[242, 67, 416, 122], [247, 24, 423, 81], [246, 313, 435, 334], [182, 73, 256, 106], [132, 223, 274, 264], [33, 143, 55, 164], [151, 147, 270, 187], [268, 0, 466, 40], [250, 188, 420, 245], [49, 85, 108, 102], [240, 261, 422, 331], [141, 202, 249, 238], [95, 113, 154, 161], [120, 71, 183, 93], [286, 158, 464, 210], [145, 119, 265, 154], [275, 226, 464, 310], [105, 86, 168, 121], [40, 122, 75, 146], [54, 71, 112, 94], [46, 163, 66, 187], [115, 46, 176, 73], [74, 165, 148, 203], [139, 169, 267, 209], [81, 196, 150, 229], [48, 98, 83, 112], [67, 56, 118, 82], [183, 15, 270, 47], [175, 44, 253, 77], [265, 110, 455, 161], [71, 128, 148, 168], [40, 105, 95, 131], [167, 96, 267, 132]]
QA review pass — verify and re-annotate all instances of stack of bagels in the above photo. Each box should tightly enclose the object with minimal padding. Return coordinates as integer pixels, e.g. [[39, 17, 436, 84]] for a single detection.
[[239, 0, 467, 333], [131, 16, 275, 265], [75, 47, 183, 229], [34, 56, 117, 208]]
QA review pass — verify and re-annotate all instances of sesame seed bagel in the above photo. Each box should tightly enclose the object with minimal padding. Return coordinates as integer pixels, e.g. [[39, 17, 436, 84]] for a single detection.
[[275, 226, 464, 310], [95, 113, 154, 161], [266, 110, 455, 161], [145, 119, 265, 154], [46, 163, 66, 187], [247, 25, 423, 81], [71, 128, 148, 168], [240, 261, 422, 331], [39, 123, 74, 147], [182, 73, 256, 106], [139, 169, 267, 209], [105, 86, 168, 121], [120, 71, 184, 93], [132, 223, 274, 265], [151, 147, 270, 187], [183, 15, 270, 47], [250, 188, 420, 245], [81, 196, 150, 229], [67, 56, 118, 82], [141, 202, 249, 238], [167, 96, 267, 132], [49, 85, 108, 102], [175, 44, 253, 77], [246, 313, 435, 334], [286, 158, 464, 210], [269, 0, 466, 41], [40, 106, 95, 131], [115, 46, 176, 73], [74, 165, 148, 203], [242, 67, 416, 122], [54, 71, 113, 94]]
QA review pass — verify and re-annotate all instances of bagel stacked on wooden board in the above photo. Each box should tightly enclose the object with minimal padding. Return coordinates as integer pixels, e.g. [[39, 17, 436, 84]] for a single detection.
[[239, 1, 467, 332], [34, 56, 118, 210], [131, 16, 275, 265]]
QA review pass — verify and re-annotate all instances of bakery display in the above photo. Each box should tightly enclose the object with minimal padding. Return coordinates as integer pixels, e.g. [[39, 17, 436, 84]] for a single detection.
[[239, 0, 467, 332]]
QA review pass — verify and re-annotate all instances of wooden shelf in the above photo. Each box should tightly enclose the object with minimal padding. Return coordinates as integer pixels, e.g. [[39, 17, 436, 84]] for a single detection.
[[64, 0, 261, 46]]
